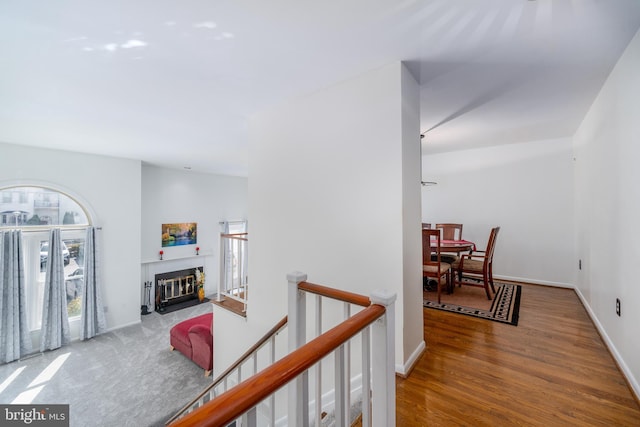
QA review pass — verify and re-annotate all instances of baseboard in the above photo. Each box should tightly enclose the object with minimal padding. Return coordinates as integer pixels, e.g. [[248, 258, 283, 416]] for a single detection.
[[396, 340, 425, 378], [499, 276, 640, 400], [574, 287, 640, 402], [106, 319, 141, 332], [494, 274, 573, 288]]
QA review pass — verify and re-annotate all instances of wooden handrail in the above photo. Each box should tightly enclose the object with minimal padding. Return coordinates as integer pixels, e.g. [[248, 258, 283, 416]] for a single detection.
[[166, 316, 288, 425], [220, 232, 248, 241], [298, 281, 371, 307], [170, 304, 386, 427]]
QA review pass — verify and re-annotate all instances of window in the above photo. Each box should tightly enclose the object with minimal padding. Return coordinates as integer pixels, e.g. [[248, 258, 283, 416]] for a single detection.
[[226, 221, 248, 287], [1, 185, 91, 329], [220, 221, 248, 311]]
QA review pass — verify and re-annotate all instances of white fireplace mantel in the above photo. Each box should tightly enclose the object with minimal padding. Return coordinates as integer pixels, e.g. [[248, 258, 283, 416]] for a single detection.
[[141, 251, 212, 264]]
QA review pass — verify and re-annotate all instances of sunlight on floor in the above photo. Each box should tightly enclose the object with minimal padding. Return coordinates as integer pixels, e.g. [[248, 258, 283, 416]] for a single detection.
[[12, 385, 45, 404], [28, 353, 70, 388], [0, 366, 25, 394], [9, 353, 71, 404]]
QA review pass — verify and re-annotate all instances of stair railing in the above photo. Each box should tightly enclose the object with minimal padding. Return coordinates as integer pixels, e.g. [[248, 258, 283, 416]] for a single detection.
[[169, 272, 396, 427], [218, 232, 248, 312], [165, 315, 288, 426]]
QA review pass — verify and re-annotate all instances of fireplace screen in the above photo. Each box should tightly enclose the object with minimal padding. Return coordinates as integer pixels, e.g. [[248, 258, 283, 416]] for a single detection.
[[160, 275, 195, 300], [155, 267, 202, 312]]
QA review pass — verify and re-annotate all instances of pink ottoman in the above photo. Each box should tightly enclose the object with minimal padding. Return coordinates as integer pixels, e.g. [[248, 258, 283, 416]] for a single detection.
[[170, 312, 213, 376]]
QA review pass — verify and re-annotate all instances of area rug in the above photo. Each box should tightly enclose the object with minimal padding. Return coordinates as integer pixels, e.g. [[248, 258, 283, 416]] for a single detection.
[[423, 282, 521, 326]]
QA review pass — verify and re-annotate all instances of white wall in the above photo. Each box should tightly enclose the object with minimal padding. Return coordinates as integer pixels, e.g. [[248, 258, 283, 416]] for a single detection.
[[0, 142, 142, 331], [213, 62, 423, 377], [573, 28, 640, 397], [422, 138, 575, 286], [400, 65, 425, 365], [140, 165, 248, 303], [0, 144, 248, 339]]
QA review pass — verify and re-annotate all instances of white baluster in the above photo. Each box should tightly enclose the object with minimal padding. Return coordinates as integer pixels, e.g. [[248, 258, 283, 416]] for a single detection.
[[252, 352, 258, 376], [334, 344, 346, 427], [246, 407, 257, 427], [343, 302, 351, 422], [315, 295, 322, 427], [361, 326, 371, 427], [270, 335, 276, 427], [370, 290, 396, 427]]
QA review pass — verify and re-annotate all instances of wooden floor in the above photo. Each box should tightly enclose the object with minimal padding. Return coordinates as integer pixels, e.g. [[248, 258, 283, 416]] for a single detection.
[[211, 294, 246, 317], [396, 283, 640, 426]]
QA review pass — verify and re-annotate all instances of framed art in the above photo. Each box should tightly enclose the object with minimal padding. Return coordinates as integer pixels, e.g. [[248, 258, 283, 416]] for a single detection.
[[162, 222, 197, 247]]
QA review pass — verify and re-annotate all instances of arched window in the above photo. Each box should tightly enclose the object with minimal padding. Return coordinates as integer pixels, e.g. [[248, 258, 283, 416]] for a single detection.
[[1, 185, 93, 329], [0, 186, 89, 228]]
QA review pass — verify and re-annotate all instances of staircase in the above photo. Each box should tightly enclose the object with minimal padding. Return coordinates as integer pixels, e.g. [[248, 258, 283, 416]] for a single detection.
[[167, 272, 396, 427]]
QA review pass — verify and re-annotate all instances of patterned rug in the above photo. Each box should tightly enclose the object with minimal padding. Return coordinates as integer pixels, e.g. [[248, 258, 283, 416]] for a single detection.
[[423, 282, 521, 326]]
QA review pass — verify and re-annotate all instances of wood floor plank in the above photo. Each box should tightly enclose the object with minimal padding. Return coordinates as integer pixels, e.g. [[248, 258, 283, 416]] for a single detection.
[[396, 284, 640, 426]]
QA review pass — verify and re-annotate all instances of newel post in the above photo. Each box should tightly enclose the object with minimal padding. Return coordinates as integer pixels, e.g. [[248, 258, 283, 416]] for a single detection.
[[370, 290, 396, 427], [287, 271, 308, 426]]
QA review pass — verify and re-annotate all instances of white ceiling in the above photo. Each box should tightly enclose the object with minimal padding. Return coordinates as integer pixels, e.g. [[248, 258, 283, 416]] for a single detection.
[[2, 0, 639, 176]]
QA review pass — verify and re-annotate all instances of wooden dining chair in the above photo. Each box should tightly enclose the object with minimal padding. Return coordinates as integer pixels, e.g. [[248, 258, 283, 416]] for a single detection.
[[434, 223, 464, 266], [422, 229, 451, 303], [435, 223, 463, 240], [422, 222, 432, 229], [452, 226, 500, 300]]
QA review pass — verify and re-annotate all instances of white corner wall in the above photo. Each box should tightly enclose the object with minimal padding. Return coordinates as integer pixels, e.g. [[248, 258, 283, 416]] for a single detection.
[[212, 62, 423, 375], [400, 65, 425, 365], [0, 142, 142, 331], [422, 138, 575, 286], [140, 165, 248, 300], [573, 28, 640, 397]]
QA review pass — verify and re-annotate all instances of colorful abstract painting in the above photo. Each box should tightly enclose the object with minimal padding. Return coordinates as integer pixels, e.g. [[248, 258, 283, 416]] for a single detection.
[[162, 222, 197, 247]]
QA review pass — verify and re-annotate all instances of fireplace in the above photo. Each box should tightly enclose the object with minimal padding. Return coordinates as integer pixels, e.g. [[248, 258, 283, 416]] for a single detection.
[[155, 267, 203, 312]]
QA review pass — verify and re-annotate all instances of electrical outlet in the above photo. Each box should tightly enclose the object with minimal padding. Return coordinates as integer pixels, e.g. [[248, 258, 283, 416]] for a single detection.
[[579, 259, 582, 270], [616, 298, 621, 317]]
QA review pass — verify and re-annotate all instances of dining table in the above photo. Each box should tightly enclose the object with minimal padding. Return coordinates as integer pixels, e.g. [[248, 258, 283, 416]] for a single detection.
[[429, 238, 476, 266], [436, 239, 476, 253]]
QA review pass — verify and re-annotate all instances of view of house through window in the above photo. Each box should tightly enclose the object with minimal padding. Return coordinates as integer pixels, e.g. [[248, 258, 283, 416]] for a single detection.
[[0, 186, 91, 328]]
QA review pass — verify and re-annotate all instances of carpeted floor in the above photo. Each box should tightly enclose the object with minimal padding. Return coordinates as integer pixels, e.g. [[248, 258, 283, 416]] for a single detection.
[[423, 281, 521, 325], [0, 302, 213, 427]]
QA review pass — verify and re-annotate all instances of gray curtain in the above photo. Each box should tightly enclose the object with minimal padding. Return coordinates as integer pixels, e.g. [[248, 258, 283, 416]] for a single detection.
[[80, 226, 106, 340], [0, 230, 32, 363], [40, 228, 70, 352]]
